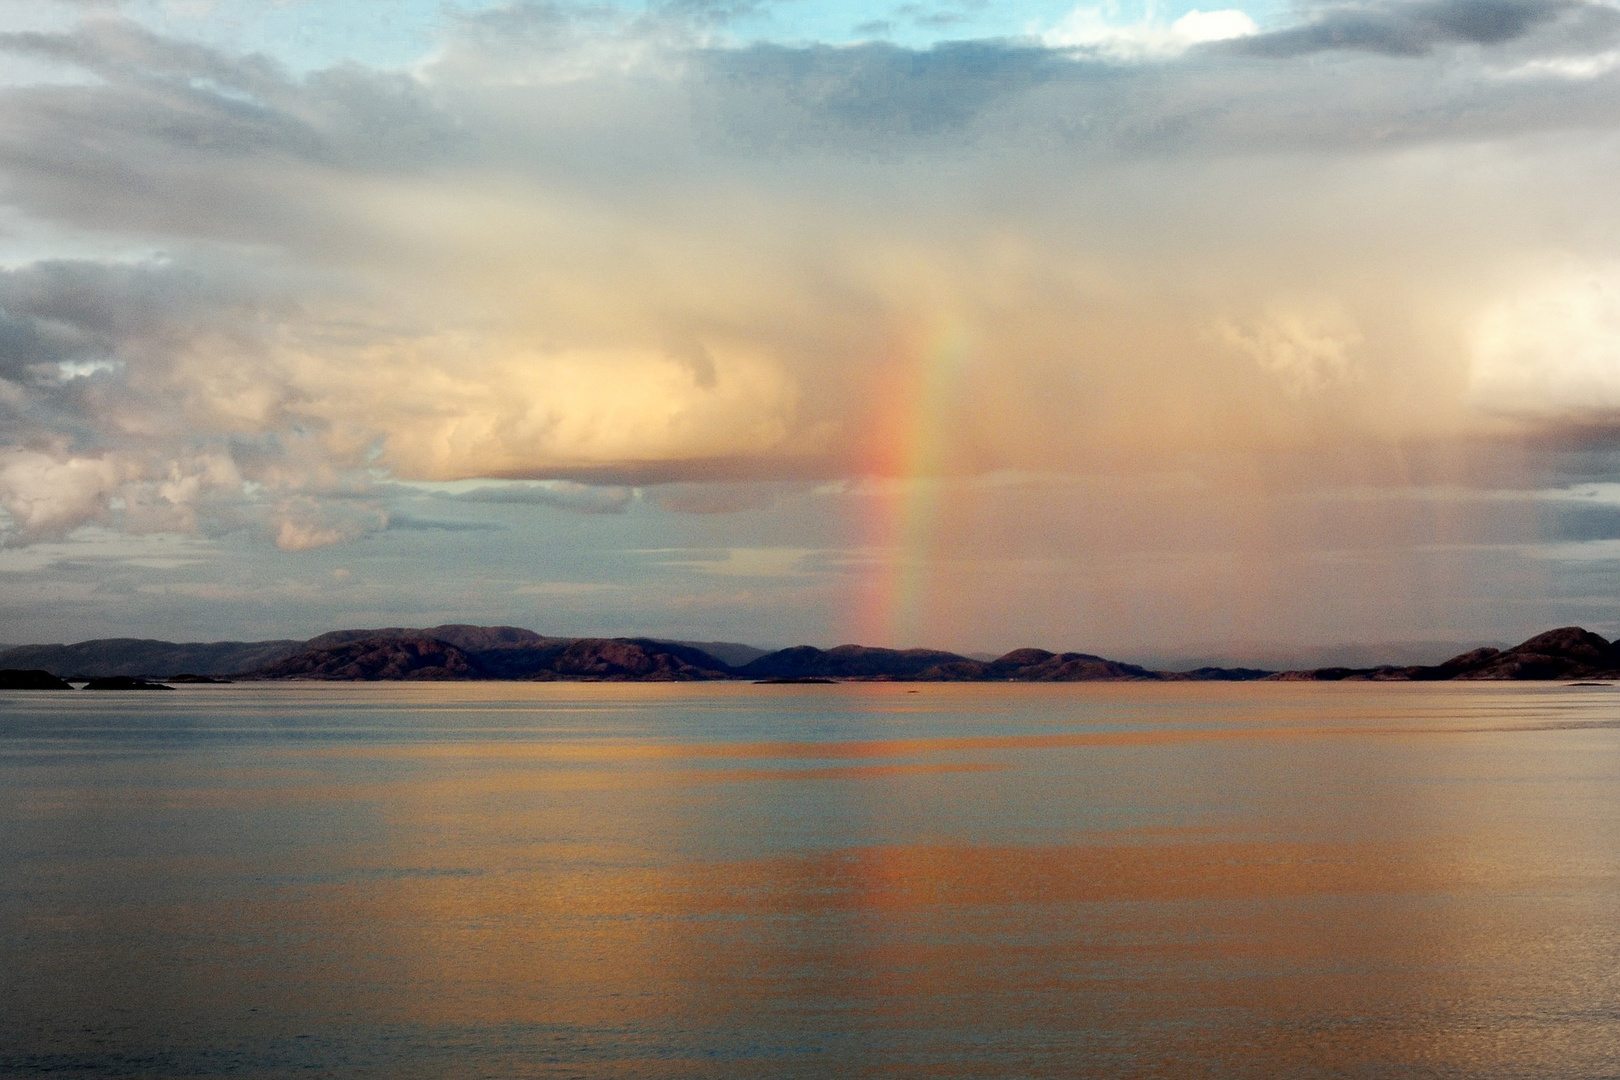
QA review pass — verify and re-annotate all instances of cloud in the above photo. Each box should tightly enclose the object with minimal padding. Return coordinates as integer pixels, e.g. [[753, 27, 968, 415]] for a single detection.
[[0, 449, 130, 542], [0, 526, 215, 574], [442, 480, 636, 514], [1219, 303, 1363, 397], [1229, 0, 1596, 58], [1467, 261, 1620, 419], [327, 343, 802, 479], [1045, 5, 1258, 58], [695, 40, 1069, 139], [269, 496, 386, 551], [0, 0, 1618, 577]]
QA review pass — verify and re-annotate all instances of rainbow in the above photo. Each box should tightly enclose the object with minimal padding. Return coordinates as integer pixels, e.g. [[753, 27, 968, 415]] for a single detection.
[[854, 318, 974, 647]]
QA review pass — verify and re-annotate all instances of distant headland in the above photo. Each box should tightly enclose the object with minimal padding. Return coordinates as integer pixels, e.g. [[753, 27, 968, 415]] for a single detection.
[[1, 625, 1617, 688]]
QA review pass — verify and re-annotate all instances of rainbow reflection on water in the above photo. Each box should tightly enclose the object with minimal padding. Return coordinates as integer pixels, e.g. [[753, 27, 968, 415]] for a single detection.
[[3, 681, 1619, 1078]]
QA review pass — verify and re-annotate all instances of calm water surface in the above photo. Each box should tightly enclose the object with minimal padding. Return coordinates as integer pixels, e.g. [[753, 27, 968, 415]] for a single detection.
[[3, 681, 1619, 1077]]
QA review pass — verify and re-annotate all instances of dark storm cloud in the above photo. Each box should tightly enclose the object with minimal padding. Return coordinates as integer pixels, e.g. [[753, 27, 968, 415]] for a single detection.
[[0, 19, 458, 249], [0, 261, 202, 445], [0, 17, 457, 168], [0, 7, 1617, 243], [0, 258, 284, 441], [0, 259, 227, 342], [0, 310, 60, 379], [679, 21, 1620, 159], [1229, 0, 1606, 57]]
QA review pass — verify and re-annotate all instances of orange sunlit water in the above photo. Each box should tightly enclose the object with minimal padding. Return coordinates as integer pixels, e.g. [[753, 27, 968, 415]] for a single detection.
[[3, 681, 1619, 1077]]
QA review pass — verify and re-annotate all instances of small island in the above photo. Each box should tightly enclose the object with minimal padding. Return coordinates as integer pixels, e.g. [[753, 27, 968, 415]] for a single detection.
[[0, 669, 73, 690], [83, 676, 173, 690]]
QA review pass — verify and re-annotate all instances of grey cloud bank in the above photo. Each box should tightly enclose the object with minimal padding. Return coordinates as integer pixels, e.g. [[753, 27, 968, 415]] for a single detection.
[[1228, 0, 1595, 57]]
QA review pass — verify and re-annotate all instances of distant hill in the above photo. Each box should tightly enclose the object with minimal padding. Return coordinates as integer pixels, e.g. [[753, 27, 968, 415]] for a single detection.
[[301, 624, 563, 652], [528, 639, 732, 681], [6, 625, 1616, 684], [1140, 640, 1510, 673], [297, 627, 767, 668], [0, 629, 1274, 682], [1266, 627, 1620, 681], [738, 645, 970, 680], [251, 634, 731, 681], [0, 638, 303, 679], [0, 626, 758, 681], [658, 639, 771, 668], [254, 635, 481, 681], [735, 645, 1236, 681], [935, 649, 1169, 682]]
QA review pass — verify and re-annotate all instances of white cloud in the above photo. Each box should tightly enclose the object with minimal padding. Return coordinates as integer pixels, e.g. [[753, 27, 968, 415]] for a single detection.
[[0, 447, 250, 544], [269, 496, 387, 551], [0, 450, 131, 542], [1044, 4, 1257, 58], [1506, 50, 1620, 79], [1468, 263, 1620, 418], [1219, 304, 1362, 397]]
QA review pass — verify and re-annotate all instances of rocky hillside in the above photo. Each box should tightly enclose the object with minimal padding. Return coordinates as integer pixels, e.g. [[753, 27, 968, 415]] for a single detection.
[[936, 648, 1167, 681], [532, 639, 731, 680], [252, 636, 481, 680], [248, 634, 731, 681]]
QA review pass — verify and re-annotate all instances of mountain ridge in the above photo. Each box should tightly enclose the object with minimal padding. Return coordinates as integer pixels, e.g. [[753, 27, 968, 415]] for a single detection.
[[4, 626, 1620, 683]]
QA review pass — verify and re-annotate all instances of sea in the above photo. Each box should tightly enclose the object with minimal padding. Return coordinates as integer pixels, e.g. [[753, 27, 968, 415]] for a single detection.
[[2, 681, 1618, 1078]]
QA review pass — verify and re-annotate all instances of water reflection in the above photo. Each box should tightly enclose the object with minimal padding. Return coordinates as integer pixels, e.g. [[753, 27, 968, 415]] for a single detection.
[[2, 683, 1618, 1077]]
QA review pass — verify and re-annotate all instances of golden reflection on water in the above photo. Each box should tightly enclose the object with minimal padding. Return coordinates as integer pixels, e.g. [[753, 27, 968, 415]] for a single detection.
[[4, 683, 1620, 1077]]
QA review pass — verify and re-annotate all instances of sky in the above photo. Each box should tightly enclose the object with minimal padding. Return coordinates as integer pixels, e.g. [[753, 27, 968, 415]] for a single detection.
[[3, 0, 1620, 661]]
